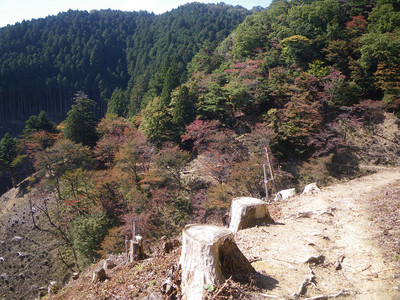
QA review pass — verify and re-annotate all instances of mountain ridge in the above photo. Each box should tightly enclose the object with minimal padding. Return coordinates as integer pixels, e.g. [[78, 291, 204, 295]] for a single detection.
[[0, 3, 250, 136]]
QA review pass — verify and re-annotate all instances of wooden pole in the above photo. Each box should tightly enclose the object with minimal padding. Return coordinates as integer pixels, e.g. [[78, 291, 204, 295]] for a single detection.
[[265, 145, 277, 194], [132, 218, 137, 237], [263, 164, 269, 201], [125, 235, 129, 260]]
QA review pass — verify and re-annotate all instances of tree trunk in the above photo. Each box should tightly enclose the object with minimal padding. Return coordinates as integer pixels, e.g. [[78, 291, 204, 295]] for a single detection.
[[229, 197, 274, 234], [9, 168, 16, 188], [180, 224, 255, 300]]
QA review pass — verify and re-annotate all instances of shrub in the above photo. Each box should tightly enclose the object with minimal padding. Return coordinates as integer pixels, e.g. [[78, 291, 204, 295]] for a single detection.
[[97, 226, 126, 258], [228, 157, 265, 199], [71, 212, 110, 267], [206, 183, 232, 217], [298, 155, 335, 188]]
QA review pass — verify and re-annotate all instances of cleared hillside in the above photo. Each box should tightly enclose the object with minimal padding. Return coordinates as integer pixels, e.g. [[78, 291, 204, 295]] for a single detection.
[[43, 166, 400, 299]]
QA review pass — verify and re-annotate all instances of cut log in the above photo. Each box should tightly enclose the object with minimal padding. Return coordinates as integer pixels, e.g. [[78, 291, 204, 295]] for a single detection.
[[274, 188, 296, 201], [180, 224, 255, 300], [228, 197, 274, 234], [128, 235, 145, 262]]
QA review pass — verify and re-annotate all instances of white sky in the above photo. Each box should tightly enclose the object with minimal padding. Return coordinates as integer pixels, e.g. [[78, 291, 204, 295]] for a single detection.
[[0, 0, 272, 28]]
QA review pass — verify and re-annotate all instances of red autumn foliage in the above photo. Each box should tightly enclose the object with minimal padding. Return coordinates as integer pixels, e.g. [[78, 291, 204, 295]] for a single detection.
[[224, 59, 263, 78], [202, 149, 237, 184], [181, 120, 220, 153], [96, 116, 135, 138], [24, 131, 60, 159], [93, 134, 128, 165], [151, 188, 170, 209], [354, 100, 385, 128], [345, 16, 368, 36]]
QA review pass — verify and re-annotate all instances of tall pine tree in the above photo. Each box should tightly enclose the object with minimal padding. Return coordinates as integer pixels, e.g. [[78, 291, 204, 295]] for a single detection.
[[64, 92, 98, 147]]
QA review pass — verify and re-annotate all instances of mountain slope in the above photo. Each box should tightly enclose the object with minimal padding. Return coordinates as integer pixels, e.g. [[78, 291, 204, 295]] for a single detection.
[[0, 3, 249, 135], [45, 166, 400, 299]]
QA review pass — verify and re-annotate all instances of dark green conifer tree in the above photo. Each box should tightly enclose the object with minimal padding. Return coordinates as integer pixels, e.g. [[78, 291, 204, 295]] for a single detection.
[[0, 133, 21, 187], [64, 92, 98, 147], [23, 110, 58, 136]]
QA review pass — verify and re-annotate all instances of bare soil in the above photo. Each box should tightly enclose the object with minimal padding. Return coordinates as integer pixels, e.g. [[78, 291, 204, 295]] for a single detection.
[[0, 184, 59, 300], [236, 166, 400, 299]]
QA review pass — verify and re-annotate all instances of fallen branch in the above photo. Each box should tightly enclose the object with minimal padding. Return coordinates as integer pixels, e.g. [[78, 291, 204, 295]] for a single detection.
[[289, 208, 336, 219], [161, 264, 181, 298], [304, 255, 325, 265], [334, 254, 345, 271], [250, 292, 281, 299], [210, 280, 230, 300], [204, 278, 243, 300], [296, 212, 313, 218], [390, 189, 400, 196], [249, 256, 262, 263], [273, 257, 297, 265], [104, 290, 123, 299], [303, 288, 351, 300], [306, 241, 319, 248], [318, 207, 336, 217], [292, 266, 316, 298], [361, 264, 372, 272]]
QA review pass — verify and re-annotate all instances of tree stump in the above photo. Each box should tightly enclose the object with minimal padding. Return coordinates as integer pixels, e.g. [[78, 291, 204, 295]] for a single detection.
[[229, 197, 274, 234], [128, 235, 145, 262], [91, 268, 107, 284], [47, 281, 59, 295], [180, 224, 255, 300], [302, 182, 320, 194]]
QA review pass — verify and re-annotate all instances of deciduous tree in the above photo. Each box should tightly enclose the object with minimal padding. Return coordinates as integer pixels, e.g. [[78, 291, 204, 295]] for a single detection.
[[34, 139, 93, 201], [280, 35, 312, 67], [153, 143, 190, 189]]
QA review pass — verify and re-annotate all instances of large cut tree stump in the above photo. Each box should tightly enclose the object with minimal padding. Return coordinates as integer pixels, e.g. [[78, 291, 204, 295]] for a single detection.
[[180, 224, 255, 300], [128, 235, 144, 262], [229, 197, 274, 234]]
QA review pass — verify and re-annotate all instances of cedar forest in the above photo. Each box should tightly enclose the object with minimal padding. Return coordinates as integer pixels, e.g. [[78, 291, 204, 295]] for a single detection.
[[0, 0, 399, 292]]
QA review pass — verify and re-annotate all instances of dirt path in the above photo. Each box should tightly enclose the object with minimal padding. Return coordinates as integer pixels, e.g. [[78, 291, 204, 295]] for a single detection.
[[236, 167, 400, 299]]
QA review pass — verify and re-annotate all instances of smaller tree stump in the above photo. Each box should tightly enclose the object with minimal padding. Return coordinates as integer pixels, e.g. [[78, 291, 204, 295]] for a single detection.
[[228, 197, 274, 234], [47, 281, 59, 296], [180, 224, 255, 300], [128, 235, 145, 262], [302, 182, 320, 194], [91, 268, 107, 284]]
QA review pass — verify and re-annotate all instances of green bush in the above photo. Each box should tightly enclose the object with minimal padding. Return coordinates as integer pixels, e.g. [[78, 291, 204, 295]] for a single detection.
[[71, 211, 110, 267], [298, 155, 334, 188]]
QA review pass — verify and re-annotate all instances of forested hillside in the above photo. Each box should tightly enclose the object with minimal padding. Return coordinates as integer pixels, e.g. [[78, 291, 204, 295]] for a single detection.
[[136, 0, 400, 159], [0, 0, 400, 299], [0, 3, 249, 134]]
